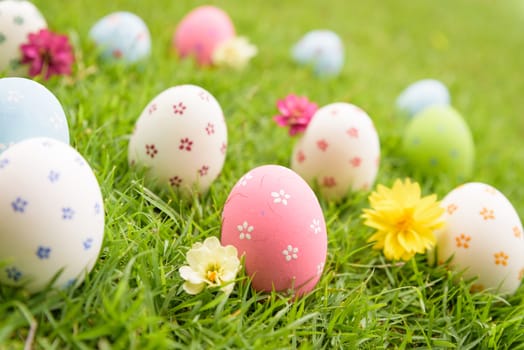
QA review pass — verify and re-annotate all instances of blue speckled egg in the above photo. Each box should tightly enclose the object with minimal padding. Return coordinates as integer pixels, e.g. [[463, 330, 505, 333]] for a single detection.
[[89, 11, 151, 64], [0, 77, 69, 153], [292, 30, 344, 77], [396, 79, 451, 118]]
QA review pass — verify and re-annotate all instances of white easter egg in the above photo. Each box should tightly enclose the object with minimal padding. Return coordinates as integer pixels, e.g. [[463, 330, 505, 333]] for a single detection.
[[128, 84, 227, 196], [0, 138, 104, 293], [433, 182, 524, 294], [291, 102, 380, 201], [0, 0, 47, 74]]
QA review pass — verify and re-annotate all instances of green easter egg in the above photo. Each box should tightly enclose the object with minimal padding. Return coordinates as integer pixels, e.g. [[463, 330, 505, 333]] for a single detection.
[[402, 105, 474, 181]]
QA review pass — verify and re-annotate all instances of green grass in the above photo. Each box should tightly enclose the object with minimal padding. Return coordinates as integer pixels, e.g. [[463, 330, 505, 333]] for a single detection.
[[2, 0, 524, 348]]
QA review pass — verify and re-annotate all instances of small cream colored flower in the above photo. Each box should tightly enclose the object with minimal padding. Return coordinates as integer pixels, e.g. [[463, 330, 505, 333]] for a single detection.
[[179, 236, 241, 295], [212, 36, 258, 70]]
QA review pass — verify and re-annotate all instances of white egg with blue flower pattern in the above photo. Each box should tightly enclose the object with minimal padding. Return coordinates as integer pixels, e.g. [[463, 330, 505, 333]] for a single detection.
[[0, 77, 69, 154], [0, 138, 104, 293]]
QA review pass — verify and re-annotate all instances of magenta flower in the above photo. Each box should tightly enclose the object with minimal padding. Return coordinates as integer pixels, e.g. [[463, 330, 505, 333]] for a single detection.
[[273, 94, 318, 136], [20, 29, 74, 80]]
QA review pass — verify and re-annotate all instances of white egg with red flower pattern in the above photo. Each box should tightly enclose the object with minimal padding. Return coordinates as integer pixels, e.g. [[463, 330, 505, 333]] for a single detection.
[[431, 182, 524, 294], [128, 84, 227, 197], [221, 165, 327, 297], [0, 0, 47, 74], [0, 138, 104, 293], [291, 102, 380, 201]]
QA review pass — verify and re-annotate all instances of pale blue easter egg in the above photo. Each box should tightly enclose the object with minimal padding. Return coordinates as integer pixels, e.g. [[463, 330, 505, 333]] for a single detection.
[[396, 79, 451, 118], [89, 11, 151, 63], [292, 30, 344, 77], [0, 77, 69, 153]]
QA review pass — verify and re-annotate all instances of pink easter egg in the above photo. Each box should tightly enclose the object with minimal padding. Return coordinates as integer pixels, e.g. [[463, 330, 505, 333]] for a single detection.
[[173, 5, 235, 66], [221, 165, 327, 296]]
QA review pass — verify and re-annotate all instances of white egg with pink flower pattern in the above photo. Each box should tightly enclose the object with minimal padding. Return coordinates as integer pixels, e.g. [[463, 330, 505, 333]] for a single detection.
[[291, 102, 380, 201], [128, 84, 227, 196], [221, 165, 327, 297], [431, 182, 524, 294]]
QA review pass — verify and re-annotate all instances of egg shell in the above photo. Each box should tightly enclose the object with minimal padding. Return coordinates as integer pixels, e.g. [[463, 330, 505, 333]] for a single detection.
[[221, 165, 327, 296], [0, 138, 104, 293], [0, 0, 47, 74], [173, 5, 235, 66], [128, 84, 227, 196], [292, 30, 344, 77], [395, 79, 451, 118], [431, 183, 524, 294], [0, 77, 69, 154], [402, 105, 474, 182], [89, 11, 151, 63], [291, 103, 380, 201]]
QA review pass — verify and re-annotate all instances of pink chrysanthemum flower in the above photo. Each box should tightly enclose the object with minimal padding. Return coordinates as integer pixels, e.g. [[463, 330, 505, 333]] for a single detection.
[[20, 29, 74, 80], [273, 94, 318, 136]]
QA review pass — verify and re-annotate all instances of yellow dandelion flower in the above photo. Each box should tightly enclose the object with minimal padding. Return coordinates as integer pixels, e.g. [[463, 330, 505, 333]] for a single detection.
[[362, 178, 445, 261]]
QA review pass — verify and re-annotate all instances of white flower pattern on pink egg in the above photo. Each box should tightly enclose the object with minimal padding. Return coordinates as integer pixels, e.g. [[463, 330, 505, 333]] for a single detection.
[[282, 245, 298, 261], [317, 261, 325, 275], [239, 173, 253, 187], [220, 165, 327, 295], [310, 219, 321, 234], [237, 221, 254, 240], [272, 190, 290, 205]]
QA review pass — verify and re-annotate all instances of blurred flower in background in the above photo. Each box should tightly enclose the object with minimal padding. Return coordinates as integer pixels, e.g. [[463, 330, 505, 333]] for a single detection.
[[212, 36, 257, 70], [20, 29, 74, 80], [274, 94, 318, 136]]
